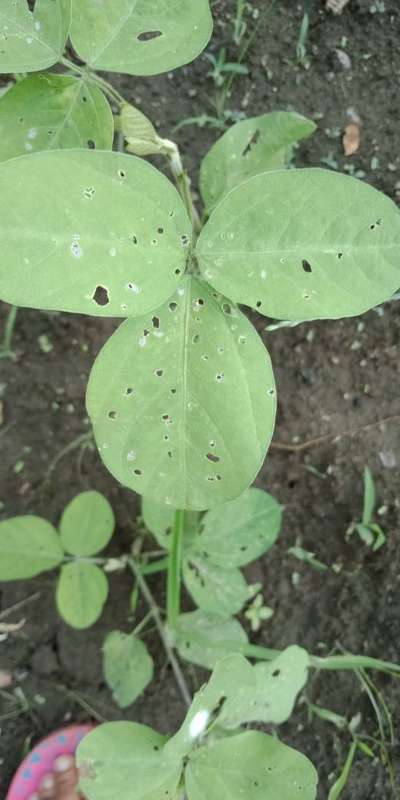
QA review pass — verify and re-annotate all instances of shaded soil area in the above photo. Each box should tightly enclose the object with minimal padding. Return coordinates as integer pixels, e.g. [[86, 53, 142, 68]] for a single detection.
[[1, 1, 400, 797]]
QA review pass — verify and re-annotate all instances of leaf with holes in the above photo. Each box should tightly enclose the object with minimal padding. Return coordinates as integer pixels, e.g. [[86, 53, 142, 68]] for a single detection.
[[0, 516, 63, 580], [0, 150, 190, 318], [197, 168, 400, 321], [174, 610, 248, 670], [218, 646, 310, 728], [86, 277, 276, 510], [183, 555, 248, 616], [0, 1, 71, 73], [70, 0, 213, 76], [0, 74, 114, 162], [56, 562, 108, 629], [141, 496, 199, 550], [194, 488, 282, 568], [60, 491, 115, 557], [77, 721, 183, 800], [200, 112, 316, 212], [185, 731, 318, 800], [103, 631, 154, 708]]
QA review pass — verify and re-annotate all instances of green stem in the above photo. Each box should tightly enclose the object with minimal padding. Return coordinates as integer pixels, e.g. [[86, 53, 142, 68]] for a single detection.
[[239, 643, 400, 676], [140, 556, 169, 576], [167, 510, 185, 629], [60, 56, 85, 76], [0, 305, 18, 358], [128, 557, 191, 706]]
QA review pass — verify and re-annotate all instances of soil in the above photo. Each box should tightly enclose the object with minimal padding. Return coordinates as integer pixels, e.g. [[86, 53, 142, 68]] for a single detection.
[[1, 1, 400, 797]]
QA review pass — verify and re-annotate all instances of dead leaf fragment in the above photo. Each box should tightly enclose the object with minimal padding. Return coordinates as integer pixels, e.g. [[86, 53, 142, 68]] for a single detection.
[[343, 122, 360, 156]]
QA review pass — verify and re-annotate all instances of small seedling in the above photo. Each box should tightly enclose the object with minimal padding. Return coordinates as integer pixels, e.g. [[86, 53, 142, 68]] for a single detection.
[[0, 491, 117, 629], [205, 46, 249, 88], [347, 467, 386, 551]]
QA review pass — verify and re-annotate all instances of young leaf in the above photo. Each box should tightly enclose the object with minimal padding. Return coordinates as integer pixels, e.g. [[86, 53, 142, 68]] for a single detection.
[[174, 610, 248, 670], [0, 150, 190, 318], [120, 103, 162, 157], [77, 721, 183, 800], [185, 730, 318, 800], [194, 488, 282, 567], [103, 630, 154, 708], [219, 646, 310, 728], [362, 466, 376, 525], [70, 0, 213, 76], [87, 277, 276, 510], [59, 491, 115, 557], [141, 497, 199, 550], [0, 516, 63, 579], [0, 0, 71, 73], [200, 112, 316, 211], [183, 556, 248, 616], [56, 562, 108, 629], [164, 654, 256, 761], [197, 169, 400, 321], [0, 74, 114, 162]]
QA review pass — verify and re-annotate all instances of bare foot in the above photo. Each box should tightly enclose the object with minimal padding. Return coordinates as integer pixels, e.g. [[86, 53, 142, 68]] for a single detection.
[[28, 755, 81, 800]]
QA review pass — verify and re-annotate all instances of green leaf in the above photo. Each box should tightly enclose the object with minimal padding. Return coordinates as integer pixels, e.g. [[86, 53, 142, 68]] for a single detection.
[[0, 1, 71, 73], [0, 516, 63, 579], [0, 74, 114, 162], [362, 466, 375, 525], [70, 0, 213, 76], [141, 496, 199, 550], [200, 112, 316, 211], [197, 168, 400, 321], [220, 646, 310, 728], [103, 630, 154, 708], [195, 488, 282, 567], [56, 561, 108, 629], [77, 721, 183, 800], [174, 611, 248, 670], [185, 730, 318, 800], [0, 150, 190, 318], [165, 654, 255, 761], [59, 490, 115, 557], [87, 277, 276, 510], [183, 556, 248, 616], [121, 102, 162, 157]]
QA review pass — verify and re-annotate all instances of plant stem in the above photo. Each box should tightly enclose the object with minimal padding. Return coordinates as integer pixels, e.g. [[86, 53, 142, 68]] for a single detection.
[[0, 305, 18, 358], [167, 510, 185, 629], [243, 642, 400, 676], [128, 557, 191, 707], [140, 556, 169, 576], [60, 56, 85, 76]]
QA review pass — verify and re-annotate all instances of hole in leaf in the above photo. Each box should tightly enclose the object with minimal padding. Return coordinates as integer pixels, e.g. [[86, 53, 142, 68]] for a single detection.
[[137, 30, 162, 41], [152, 316, 160, 329], [108, 410, 117, 420], [87, 139, 95, 149], [337, 252, 343, 259], [83, 186, 95, 199], [242, 128, 260, 156], [155, 369, 164, 377], [256, 300, 262, 308], [174, 268, 182, 275], [118, 169, 126, 178], [158, 227, 164, 234], [181, 234, 190, 246], [192, 334, 200, 344], [134, 469, 142, 476], [132, 235, 138, 244], [168, 451, 172, 458], [170, 388, 177, 394], [169, 302, 177, 312], [370, 218, 383, 230], [222, 302, 232, 315], [216, 372, 224, 382], [206, 453, 220, 463], [272, 669, 281, 677], [93, 285, 109, 306], [302, 259, 312, 273], [125, 387, 134, 396]]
